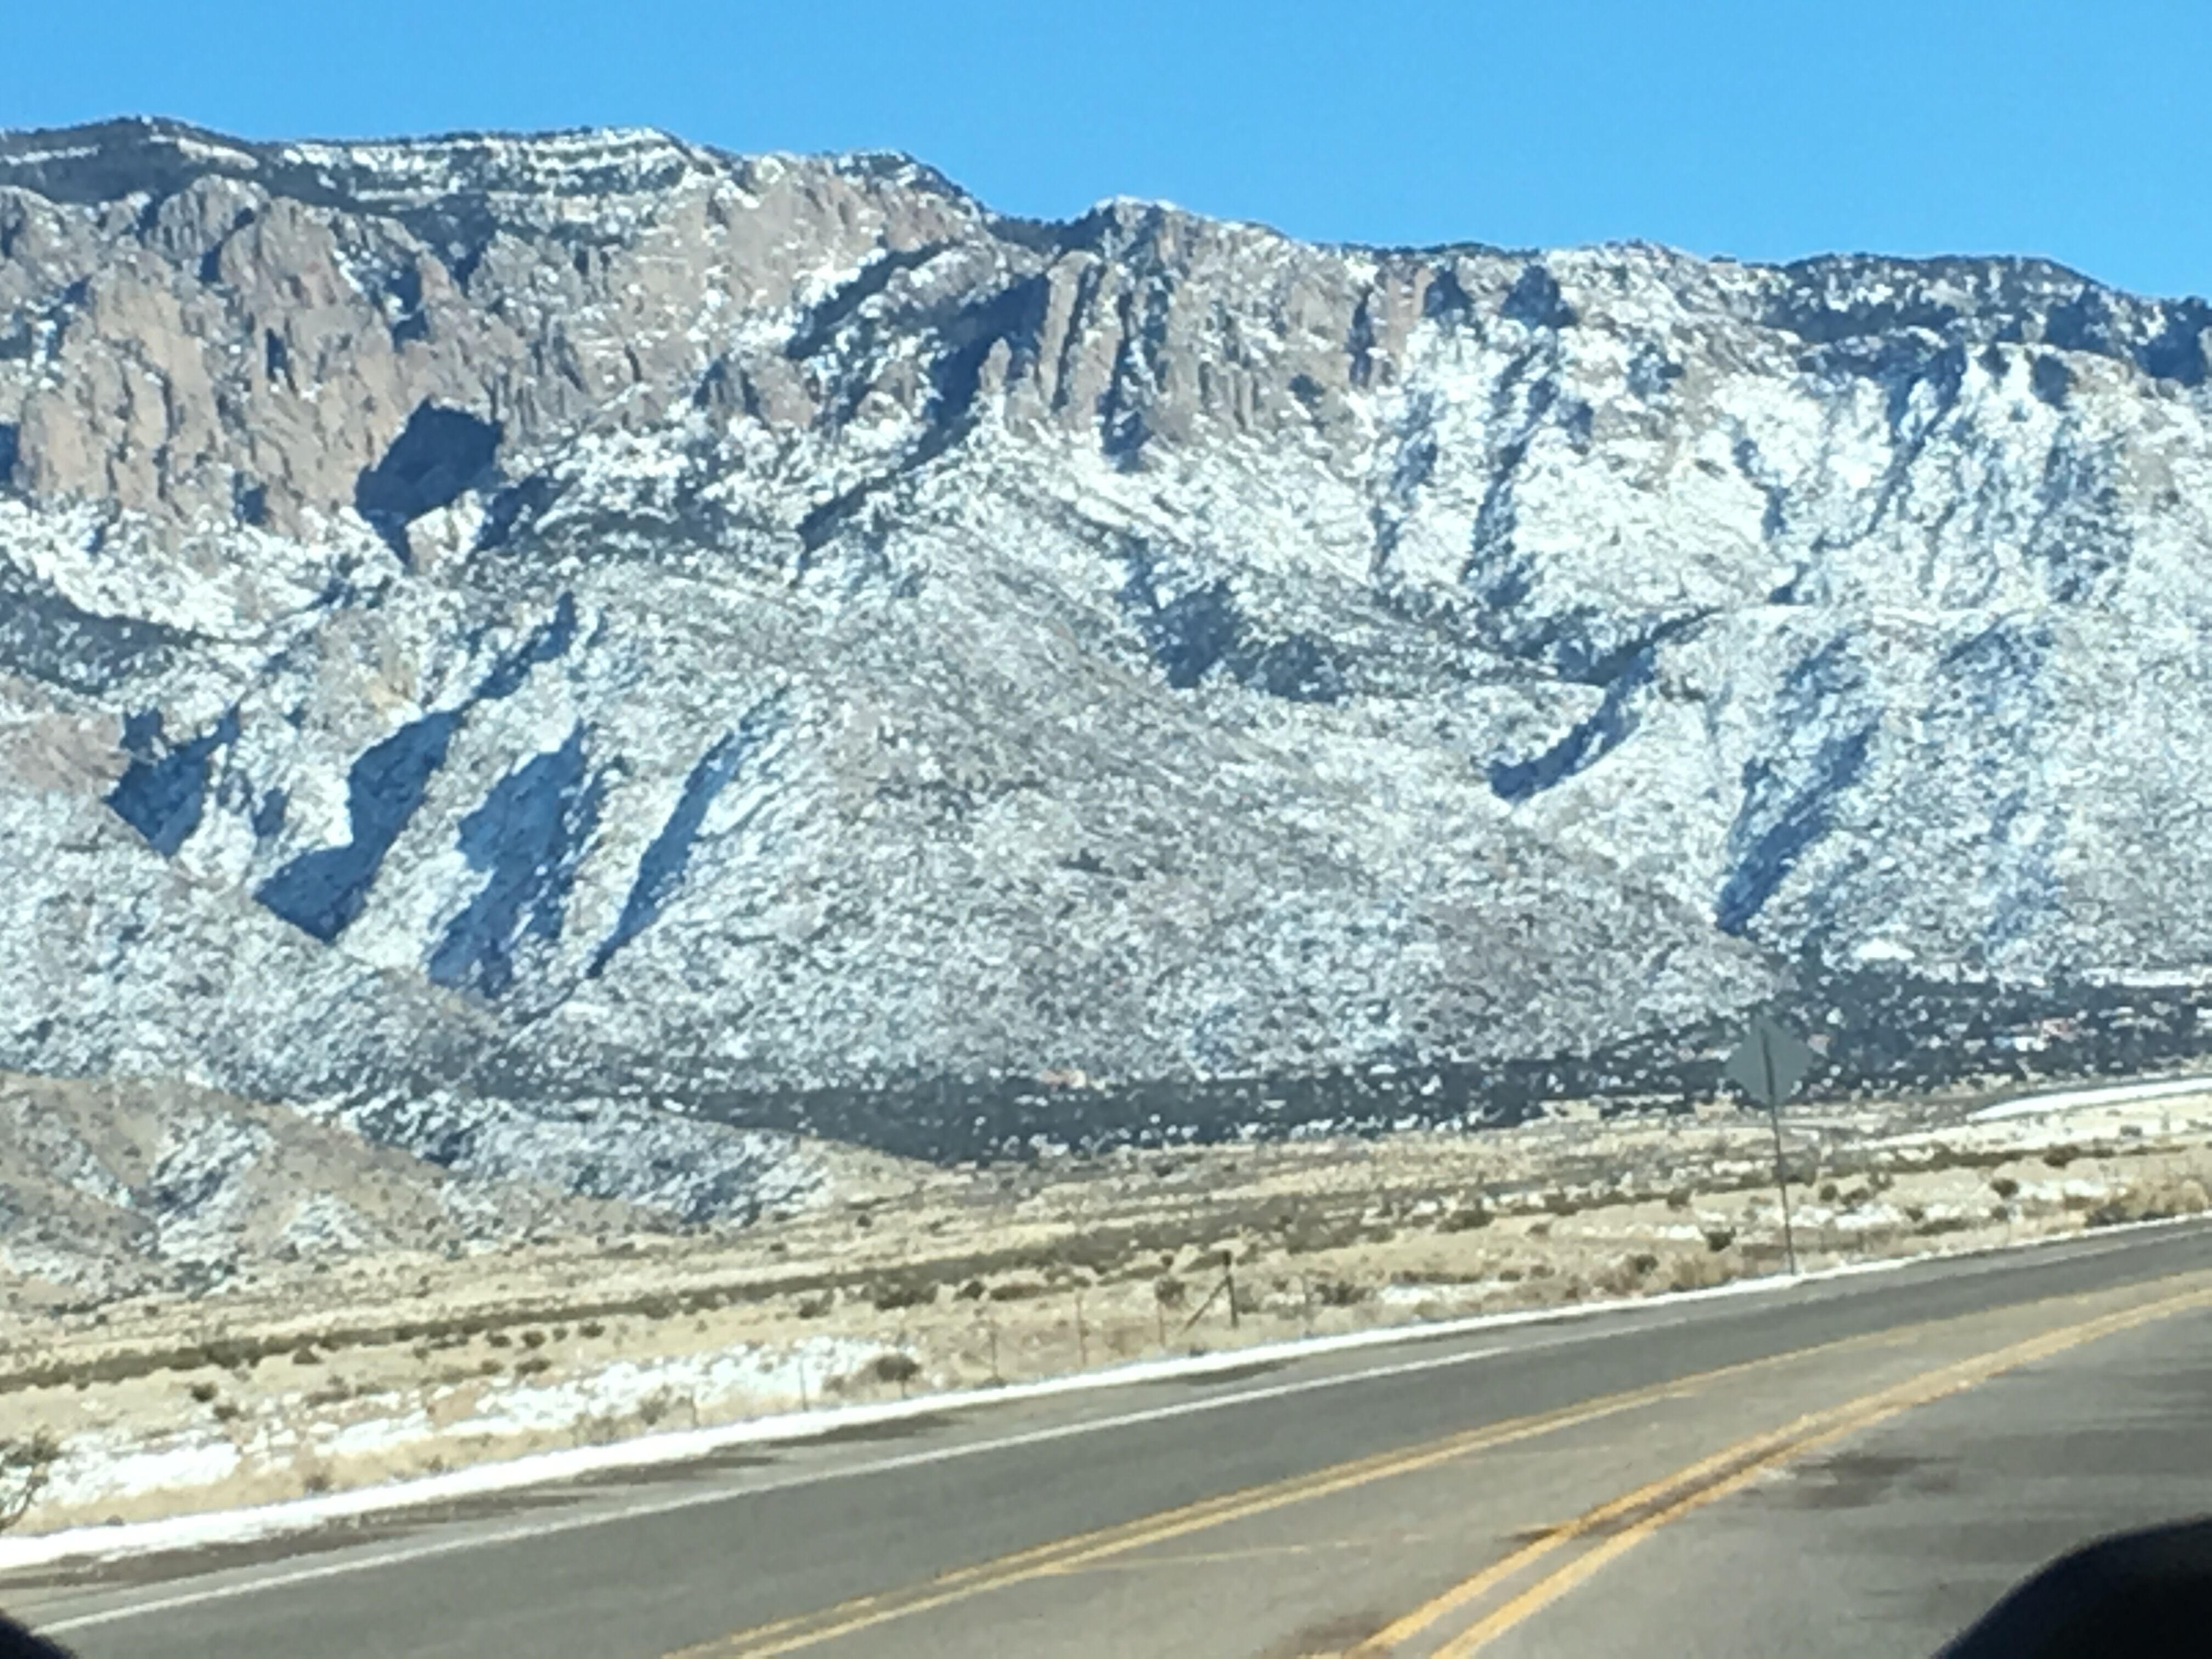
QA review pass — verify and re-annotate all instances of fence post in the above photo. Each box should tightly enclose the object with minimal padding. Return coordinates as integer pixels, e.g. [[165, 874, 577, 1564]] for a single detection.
[[1074, 1288, 1088, 1369], [1223, 1251, 1239, 1331]]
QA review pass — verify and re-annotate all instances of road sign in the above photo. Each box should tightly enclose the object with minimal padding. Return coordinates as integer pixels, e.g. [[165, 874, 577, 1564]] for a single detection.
[[1722, 1012, 1818, 1278], [1724, 1013, 1815, 1109]]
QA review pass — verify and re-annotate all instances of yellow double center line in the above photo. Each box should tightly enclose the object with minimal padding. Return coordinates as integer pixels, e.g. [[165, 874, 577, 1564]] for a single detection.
[[672, 1275, 2212, 1658], [1363, 1277, 2212, 1656], [668, 1383, 1663, 1657]]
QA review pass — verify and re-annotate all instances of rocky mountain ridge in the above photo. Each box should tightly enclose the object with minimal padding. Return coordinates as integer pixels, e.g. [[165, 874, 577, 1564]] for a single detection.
[[4, 117, 2212, 1220]]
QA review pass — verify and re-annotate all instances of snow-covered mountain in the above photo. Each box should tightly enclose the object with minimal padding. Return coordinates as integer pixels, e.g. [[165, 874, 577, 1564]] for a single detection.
[[4, 117, 2211, 1200]]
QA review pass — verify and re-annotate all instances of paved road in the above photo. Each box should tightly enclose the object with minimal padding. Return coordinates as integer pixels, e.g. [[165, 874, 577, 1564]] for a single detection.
[[10, 1223, 2212, 1658]]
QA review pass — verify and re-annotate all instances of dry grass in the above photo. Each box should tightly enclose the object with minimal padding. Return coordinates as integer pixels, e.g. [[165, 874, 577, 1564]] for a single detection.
[[4, 1088, 2211, 1534]]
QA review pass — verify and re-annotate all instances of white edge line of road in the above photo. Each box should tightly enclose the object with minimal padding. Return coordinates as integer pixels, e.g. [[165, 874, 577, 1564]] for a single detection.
[[9, 1208, 2207, 1615]]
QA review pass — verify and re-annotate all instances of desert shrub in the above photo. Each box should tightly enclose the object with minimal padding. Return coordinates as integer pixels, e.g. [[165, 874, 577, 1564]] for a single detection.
[[636, 1389, 684, 1427], [1056, 1233, 1127, 1276], [1283, 1215, 1362, 1254], [578, 1321, 606, 1339], [292, 1346, 321, 1365], [515, 1355, 552, 1378], [2078, 1183, 2200, 1227], [1153, 1276, 1187, 1308], [2043, 1149, 2077, 1169], [1669, 1254, 1726, 1292], [1703, 1228, 1736, 1253], [1991, 1177, 2021, 1200], [795, 1294, 833, 1319], [871, 1278, 936, 1312], [0, 1432, 58, 1531], [872, 1352, 922, 1386], [1437, 1205, 1491, 1233], [188, 1381, 220, 1404], [521, 1329, 548, 1349], [1312, 1278, 1367, 1307], [486, 1331, 514, 1348], [1592, 1262, 1638, 1297], [989, 1280, 1048, 1302], [1628, 1252, 1660, 1276], [956, 1279, 986, 1301]]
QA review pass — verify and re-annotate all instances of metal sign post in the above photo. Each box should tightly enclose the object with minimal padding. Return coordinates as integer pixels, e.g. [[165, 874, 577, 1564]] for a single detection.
[[1722, 1013, 1818, 1277]]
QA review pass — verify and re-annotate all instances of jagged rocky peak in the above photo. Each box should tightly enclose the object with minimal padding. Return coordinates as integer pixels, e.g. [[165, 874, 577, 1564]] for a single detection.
[[0, 117, 994, 538], [4, 117, 2203, 552], [1, 117, 2211, 1214]]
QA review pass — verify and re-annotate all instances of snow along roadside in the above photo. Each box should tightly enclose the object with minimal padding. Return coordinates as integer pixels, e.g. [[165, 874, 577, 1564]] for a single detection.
[[1966, 1075, 2212, 1124], [6, 1210, 2205, 1576]]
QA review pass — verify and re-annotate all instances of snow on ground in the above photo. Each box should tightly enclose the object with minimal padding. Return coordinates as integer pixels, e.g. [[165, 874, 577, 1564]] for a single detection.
[[30, 1334, 886, 1517], [1968, 1075, 2212, 1122]]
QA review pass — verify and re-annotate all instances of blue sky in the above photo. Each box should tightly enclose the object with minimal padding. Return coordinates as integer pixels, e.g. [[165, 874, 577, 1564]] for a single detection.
[[12, 1, 2209, 298]]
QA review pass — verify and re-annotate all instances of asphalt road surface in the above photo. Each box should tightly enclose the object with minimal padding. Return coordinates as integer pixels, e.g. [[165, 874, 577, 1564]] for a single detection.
[[11, 1222, 2212, 1657]]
